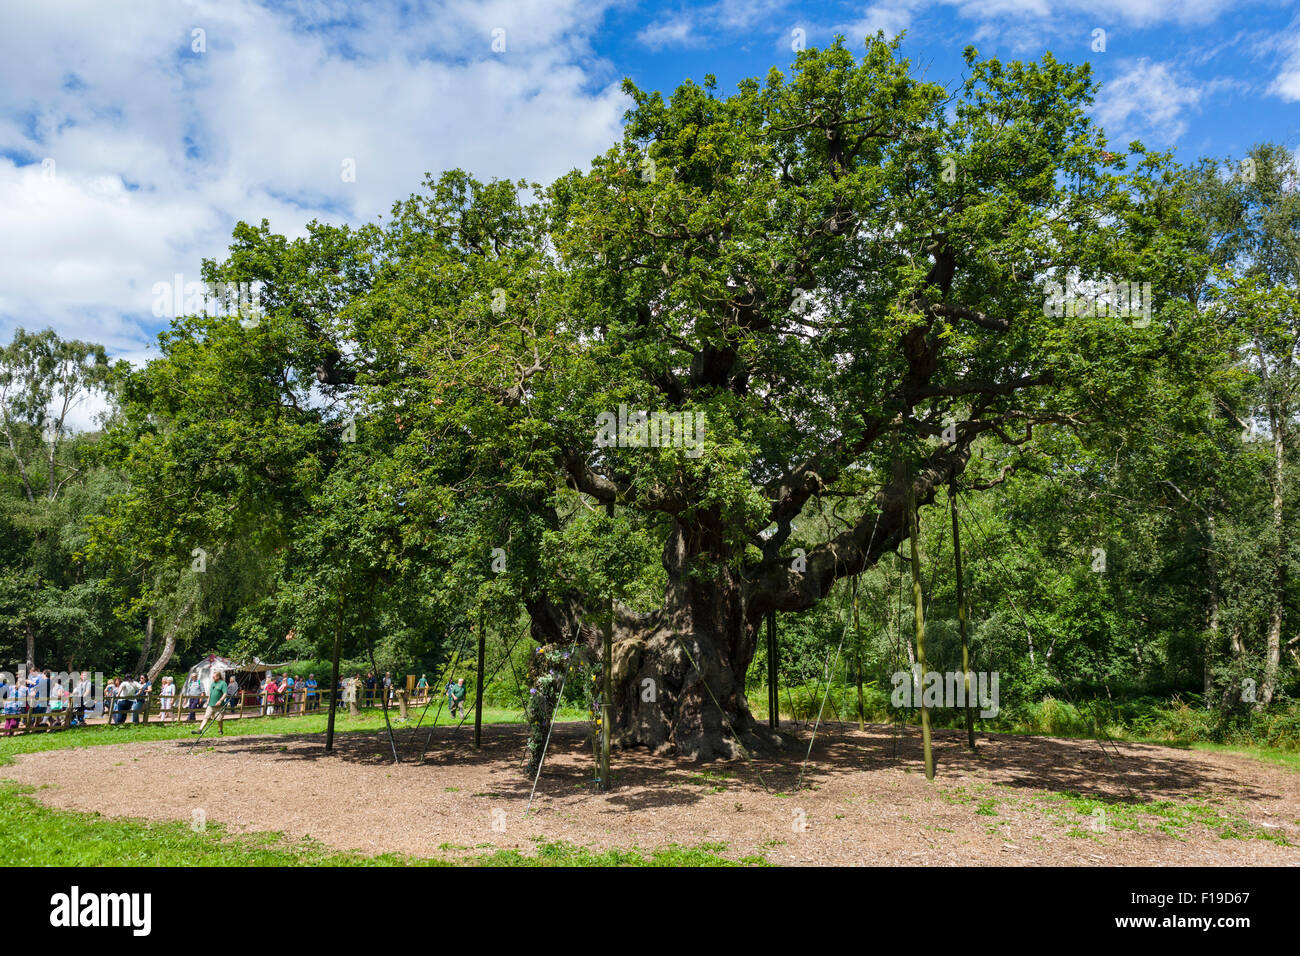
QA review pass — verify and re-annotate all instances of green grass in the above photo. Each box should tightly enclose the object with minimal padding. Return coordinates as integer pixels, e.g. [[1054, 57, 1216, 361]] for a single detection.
[[1184, 742, 1300, 772], [0, 781, 764, 867], [1036, 790, 1292, 845], [0, 705, 588, 766], [940, 782, 1292, 846]]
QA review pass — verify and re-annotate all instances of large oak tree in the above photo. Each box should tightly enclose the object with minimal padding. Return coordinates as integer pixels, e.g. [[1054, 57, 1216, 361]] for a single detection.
[[113, 39, 1210, 758]]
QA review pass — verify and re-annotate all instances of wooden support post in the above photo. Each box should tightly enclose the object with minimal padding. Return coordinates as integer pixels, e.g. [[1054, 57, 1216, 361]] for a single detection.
[[853, 576, 864, 731], [325, 589, 344, 753], [600, 500, 614, 790], [951, 479, 976, 750], [600, 620, 612, 790], [474, 611, 485, 749], [908, 481, 935, 781], [766, 611, 779, 729]]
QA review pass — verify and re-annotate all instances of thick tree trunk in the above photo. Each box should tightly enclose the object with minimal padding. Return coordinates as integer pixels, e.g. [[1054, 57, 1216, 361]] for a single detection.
[[610, 533, 768, 758], [611, 614, 768, 760], [24, 620, 35, 672], [539, 447, 973, 759]]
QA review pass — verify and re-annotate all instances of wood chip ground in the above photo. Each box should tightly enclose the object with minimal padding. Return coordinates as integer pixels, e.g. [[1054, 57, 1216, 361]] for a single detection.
[[6, 722, 1298, 865]]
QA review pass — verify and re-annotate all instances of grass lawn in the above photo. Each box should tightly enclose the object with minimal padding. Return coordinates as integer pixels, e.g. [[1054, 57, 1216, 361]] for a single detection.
[[1184, 741, 1300, 772]]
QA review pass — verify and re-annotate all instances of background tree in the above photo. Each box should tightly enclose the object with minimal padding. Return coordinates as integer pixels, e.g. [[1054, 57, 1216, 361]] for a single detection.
[[0, 329, 112, 671]]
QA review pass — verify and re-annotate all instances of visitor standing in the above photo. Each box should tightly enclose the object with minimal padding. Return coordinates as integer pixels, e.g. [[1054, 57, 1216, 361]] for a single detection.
[[158, 675, 175, 721], [113, 677, 134, 726], [226, 674, 240, 715], [71, 671, 92, 726], [130, 675, 149, 723], [363, 672, 376, 708], [29, 669, 50, 727], [3, 677, 23, 735], [263, 674, 278, 716], [193, 670, 227, 736], [184, 674, 202, 721]]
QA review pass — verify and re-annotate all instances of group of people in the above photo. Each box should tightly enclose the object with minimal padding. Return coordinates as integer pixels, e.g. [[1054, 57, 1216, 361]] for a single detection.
[[1, 670, 95, 735], [256, 672, 321, 715], [2, 665, 471, 736], [331, 672, 467, 716]]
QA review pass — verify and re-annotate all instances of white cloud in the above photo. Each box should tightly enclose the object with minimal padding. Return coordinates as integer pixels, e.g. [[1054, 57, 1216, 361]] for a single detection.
[[829, 0, 1257, 51], [837, 2, 928, 42], [637, 16, 703, 50], [1093, 58, 1203, 145], [0, 0, 628, 362], [942, 0, 1240, 27], [1267, 18, 1300, 101], [638, 0, 789, 50]]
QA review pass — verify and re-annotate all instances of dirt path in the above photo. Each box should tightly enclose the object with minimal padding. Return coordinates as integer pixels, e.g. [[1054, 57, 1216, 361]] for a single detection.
[[6, 722, 1298, 865]]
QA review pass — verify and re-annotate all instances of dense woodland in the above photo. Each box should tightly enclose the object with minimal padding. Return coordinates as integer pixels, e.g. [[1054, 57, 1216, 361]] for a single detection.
[[2, 40, 1298, 757]]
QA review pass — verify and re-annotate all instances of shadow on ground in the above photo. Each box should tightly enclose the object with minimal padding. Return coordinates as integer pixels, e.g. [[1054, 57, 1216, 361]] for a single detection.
[[179, 719, 1270, 809]]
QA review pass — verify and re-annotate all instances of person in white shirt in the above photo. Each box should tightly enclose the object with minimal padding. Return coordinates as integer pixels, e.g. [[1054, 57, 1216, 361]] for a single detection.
[[158, 676, 175, 721], [71, 672, 92, 726], [114, 678, 136, 726]]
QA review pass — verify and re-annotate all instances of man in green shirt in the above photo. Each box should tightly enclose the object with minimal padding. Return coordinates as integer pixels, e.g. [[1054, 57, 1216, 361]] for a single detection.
[[193, 671, 228, 736], [450, 678, 467, 717]]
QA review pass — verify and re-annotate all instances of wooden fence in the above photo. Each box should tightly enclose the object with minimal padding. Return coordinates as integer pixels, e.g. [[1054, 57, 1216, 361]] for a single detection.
[[1, 685, 438, 737]]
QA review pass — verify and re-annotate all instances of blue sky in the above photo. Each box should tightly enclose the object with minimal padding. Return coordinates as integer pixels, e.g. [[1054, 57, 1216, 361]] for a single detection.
[[1, 0, 1298, 427]]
